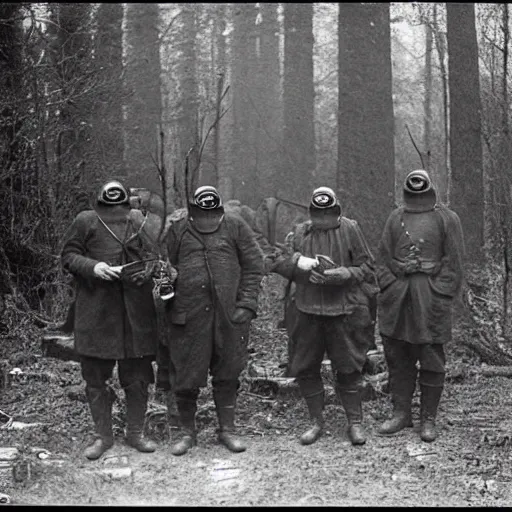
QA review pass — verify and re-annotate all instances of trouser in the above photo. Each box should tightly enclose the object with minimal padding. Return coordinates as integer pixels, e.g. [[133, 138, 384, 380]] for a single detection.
[[80, 355, 155, 436], [80, 355, 155, 389], [381, 336, 446, 389], [291, 312, 369, 393], [156, 343, 171, 391], [174, 378, 239, 431], [297, 369, 362, 399]]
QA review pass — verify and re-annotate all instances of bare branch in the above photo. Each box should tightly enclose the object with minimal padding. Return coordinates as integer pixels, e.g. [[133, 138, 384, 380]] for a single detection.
[[405, 123, 426, 169], [159, 11, 182, 41]]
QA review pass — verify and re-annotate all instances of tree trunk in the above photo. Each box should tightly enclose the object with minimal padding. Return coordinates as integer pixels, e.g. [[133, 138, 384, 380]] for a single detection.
[[231, 3, 259, 207], [195, 4, 218, 191], [216, 4, 235, 200], [178, 4, 199, 201], [123, 3, 162, 194], [424, 20, 433, 173], [446, 2, 484, 263], [0, 4, 23, 173], [338, 2, 395, 252], [283, 3, 315, 206], [212, 4, 227, 189], [92, 3, 124, 181], [0, 4, 24, 294], [256, 3, 282, 200], [498, 4, 512, 342], [49, 3, 94, 200], [432, 5, 450, 205], [160, 4, 198, 207]]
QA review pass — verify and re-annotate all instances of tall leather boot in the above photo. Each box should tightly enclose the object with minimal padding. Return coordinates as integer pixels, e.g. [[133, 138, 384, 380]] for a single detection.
[[378, 369, 417, 435], [213, 383, 246, 453], [124, 381, 157, 452], [83, 386, 115, 460], [166, 390, 180, 428], [419, 385, 443, 443], [170, 395, 198, 456], [299, 391, 325, 446], [337, 387, 366, 446]]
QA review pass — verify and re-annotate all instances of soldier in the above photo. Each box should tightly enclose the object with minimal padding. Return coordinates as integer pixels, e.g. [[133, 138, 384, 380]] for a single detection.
[[270, 187, 377, 446], [376, 169, 464, 442], [61, 179, 159, 459], [161, 186, 264, 456]]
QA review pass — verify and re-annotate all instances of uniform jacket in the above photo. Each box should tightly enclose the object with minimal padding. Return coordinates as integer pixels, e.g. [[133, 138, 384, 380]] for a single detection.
[[271, 216, 377, 325], [376, 204, 465, 344], [60, 204, 158, 359], [164, 210, 264, 389]]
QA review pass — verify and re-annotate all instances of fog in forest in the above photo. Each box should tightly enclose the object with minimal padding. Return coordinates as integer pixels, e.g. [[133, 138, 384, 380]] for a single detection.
[[2, 2, 512, 361]]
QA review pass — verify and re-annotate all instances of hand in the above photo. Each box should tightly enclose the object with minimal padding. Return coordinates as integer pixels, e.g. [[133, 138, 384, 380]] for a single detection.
[[297, 255, 319, 272], [404, 258, 420, 275], [315, 254, 337, 272], [232, 307, 255, 323], [93, 262, 121, 281], [309, 268, 327, 285]]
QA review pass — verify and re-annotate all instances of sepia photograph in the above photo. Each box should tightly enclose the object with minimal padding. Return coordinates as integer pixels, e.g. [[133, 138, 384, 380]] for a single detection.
[[0, 1, 510, 506]]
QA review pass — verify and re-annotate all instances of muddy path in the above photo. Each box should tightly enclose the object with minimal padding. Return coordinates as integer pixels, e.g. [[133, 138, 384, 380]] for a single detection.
[[1, 275, 512, 506]]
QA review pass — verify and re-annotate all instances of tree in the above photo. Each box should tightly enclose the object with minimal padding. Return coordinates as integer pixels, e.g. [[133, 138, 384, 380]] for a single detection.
[[446, 2, 484, 262], [123, 3, 162, 194], [0, 3, 25, 296], [283, 3, 315, 206], [231, 3, 259, 207], [92, 3, 124, 181], [338, 2, 395, 251], [48, 3, 94, 199], [424, 13, 433, 172], [175, 3, 199, 201], [255, 3, 282, 200], [215, 3, 236, 200], [213, 3, 228, 190]]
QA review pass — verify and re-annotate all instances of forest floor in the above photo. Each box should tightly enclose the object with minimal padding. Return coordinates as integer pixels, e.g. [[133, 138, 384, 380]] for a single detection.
[[1, 274, 512, 506]]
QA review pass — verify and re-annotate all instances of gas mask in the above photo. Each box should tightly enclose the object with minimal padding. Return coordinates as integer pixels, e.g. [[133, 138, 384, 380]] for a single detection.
[[97, 180, 129, 206], [189, 186, 225, 234], [309, 186, 341, 230], [403, 170, 437, 212]]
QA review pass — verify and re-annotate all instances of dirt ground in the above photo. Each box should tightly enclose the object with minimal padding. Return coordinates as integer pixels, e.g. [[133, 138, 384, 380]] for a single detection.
[[2, 274, 512, 506]]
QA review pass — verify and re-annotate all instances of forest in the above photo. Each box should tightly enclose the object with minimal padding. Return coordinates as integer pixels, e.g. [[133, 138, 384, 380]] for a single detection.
[[2, 2, 512, 507]]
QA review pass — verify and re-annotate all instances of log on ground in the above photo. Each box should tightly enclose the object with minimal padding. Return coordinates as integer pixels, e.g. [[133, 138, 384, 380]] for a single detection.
[[41, 333, 79, 362]]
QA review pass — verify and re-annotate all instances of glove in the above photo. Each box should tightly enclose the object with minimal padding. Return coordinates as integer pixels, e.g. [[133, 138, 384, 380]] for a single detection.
[[309, 266, 352, 285], [232, 307, 255, 324], [315, 254, 337, 272], [297, 255, 319, 272], [309, 268, 327, 284], [403, 258, 421, 275], [93, 262, 121, 281]]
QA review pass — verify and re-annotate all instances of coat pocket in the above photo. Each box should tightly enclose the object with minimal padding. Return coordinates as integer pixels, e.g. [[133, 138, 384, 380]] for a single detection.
[[170, 310, 187, 325], [345, 286, 372, 329]]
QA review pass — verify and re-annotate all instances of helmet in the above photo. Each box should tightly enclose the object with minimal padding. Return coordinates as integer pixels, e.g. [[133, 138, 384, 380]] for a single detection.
[[193, 185, 223, 210], [97, 180, 129, 205], [403, 170, 437, 212], [404, 170, 433, 194], [309, 186, 341, 230], [310, 186, 338, 209], [190, 186, 225, 234]]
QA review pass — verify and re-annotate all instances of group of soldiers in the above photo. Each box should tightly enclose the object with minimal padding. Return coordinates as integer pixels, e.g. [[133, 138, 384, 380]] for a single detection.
[[60, 169, 464, 461]]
